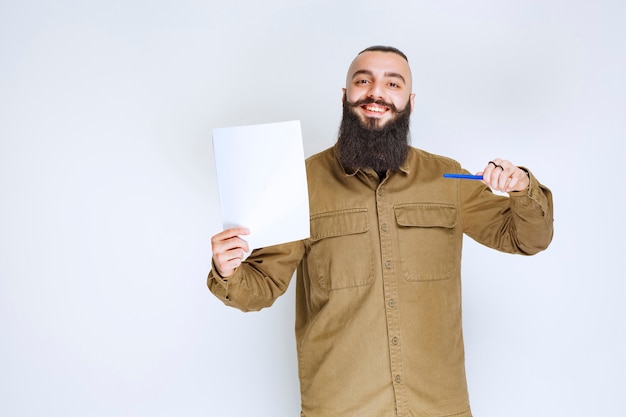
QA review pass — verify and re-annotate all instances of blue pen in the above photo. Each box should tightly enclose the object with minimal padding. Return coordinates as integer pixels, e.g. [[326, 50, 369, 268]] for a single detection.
[[443, 173, 484, 180]]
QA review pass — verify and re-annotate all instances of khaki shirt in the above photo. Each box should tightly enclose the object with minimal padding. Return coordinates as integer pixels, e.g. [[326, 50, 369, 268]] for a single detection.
[[208, 146, 554, 417]]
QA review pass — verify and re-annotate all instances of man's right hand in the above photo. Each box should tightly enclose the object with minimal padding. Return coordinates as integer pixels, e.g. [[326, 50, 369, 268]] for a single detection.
[[211, 227, 250, 278]]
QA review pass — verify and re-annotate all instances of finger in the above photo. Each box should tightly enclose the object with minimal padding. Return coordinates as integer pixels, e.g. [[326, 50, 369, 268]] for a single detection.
[[504, 168, 530, 192], [499, 173, 514, 192], [211, 227, 250, 249], [483, 158, 504, 189], [496, 163, 514, 191], [481, 161, 495, 180], [213, 255, 242, 277], [212, 227, 250, 242], [211, 228, 250, 274], [212, 234, 250, 257], [214, 246, 246, 264], [213, 246, 248, 277], [493, 160, 512, 190]]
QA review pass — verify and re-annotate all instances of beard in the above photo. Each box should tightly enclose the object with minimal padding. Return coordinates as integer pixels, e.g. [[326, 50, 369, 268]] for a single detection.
[[336, 95, 411, 173]]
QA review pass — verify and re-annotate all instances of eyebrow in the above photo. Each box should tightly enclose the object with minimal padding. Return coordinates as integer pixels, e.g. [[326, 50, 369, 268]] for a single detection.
[[351, 69, 406, 84]]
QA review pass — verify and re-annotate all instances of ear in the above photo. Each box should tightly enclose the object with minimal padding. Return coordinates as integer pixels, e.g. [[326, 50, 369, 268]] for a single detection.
[[341, 88, 347, 103], [409, 93, 416, 114]]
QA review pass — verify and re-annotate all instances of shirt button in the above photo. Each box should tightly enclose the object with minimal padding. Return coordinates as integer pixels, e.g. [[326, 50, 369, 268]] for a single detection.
[[388, 299, 397, 308], [395, 375, 402, 383], [378, 189, 385, 197], [381, 223, 388, 232], [385, 261, 392, 269], [392, 336, 399, 345]]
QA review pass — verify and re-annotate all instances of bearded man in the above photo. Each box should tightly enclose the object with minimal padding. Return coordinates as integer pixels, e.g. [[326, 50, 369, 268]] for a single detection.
[[208, 46, 554, 417]]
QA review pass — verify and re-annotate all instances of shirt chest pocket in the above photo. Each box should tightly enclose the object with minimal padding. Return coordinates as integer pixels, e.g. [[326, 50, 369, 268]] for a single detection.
[[394, 203, 461, 281], [308, 209, 374, 291]]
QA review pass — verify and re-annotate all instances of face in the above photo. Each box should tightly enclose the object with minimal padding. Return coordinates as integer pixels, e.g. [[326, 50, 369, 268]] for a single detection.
[[343, 51, 415, 129]]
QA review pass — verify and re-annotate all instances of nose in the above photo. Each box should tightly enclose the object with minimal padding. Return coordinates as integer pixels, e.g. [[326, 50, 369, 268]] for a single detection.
[[367, 81, 384, 100]]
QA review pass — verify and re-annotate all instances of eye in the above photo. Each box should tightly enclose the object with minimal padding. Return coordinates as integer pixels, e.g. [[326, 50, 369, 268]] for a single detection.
[[355, 79, 370, 85], [388, 82, 400, 88]]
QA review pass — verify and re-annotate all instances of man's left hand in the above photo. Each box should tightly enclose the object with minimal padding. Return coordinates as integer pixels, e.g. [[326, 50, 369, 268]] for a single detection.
[[479, 158, 530, 193]]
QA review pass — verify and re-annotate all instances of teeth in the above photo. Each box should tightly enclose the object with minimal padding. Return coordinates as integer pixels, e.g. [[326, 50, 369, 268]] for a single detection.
[[365, 105, 386, 113]]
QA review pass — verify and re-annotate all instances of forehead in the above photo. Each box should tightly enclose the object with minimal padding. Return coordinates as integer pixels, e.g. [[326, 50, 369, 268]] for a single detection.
[[347, 51, 412, 85]]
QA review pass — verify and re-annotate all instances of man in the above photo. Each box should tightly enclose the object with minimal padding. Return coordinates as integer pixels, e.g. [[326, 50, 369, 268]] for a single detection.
[[209, 46, 554, 417]]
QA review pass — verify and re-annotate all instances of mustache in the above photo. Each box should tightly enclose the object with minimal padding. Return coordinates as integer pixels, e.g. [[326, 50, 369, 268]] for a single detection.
[[346, 97, 407, 115]]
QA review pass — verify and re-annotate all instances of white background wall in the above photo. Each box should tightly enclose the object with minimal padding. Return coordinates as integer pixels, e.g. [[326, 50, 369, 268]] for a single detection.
[[1, 1, 625, 416]]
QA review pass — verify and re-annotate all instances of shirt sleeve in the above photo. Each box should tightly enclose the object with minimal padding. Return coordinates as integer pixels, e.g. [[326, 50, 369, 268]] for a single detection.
[[460, 168, 554, 255], [207, 239, 306, 312]]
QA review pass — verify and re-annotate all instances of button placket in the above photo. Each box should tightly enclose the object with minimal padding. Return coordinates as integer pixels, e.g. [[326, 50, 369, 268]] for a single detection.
[[377, 182, 407, 411]]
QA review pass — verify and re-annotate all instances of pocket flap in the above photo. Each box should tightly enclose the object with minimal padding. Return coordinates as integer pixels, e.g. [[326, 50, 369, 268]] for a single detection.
[[394, 204, 457, 228], [310, 209, 369, 241]]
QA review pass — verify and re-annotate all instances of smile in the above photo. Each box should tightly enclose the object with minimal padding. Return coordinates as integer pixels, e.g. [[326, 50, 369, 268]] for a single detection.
[[362, 104, 389, 114]]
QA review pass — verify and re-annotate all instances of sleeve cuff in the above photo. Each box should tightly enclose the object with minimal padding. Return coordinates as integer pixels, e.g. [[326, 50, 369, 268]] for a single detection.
[[209, 259, 244, 288], [508, 167, 546, 208]]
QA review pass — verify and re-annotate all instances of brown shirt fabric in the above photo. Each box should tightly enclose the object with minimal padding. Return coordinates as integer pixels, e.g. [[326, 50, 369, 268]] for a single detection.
[[208, 146, 554, 417]]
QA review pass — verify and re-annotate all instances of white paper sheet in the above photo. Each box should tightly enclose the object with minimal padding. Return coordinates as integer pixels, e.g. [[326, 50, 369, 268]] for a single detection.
[[212, 120, 310, 253]]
